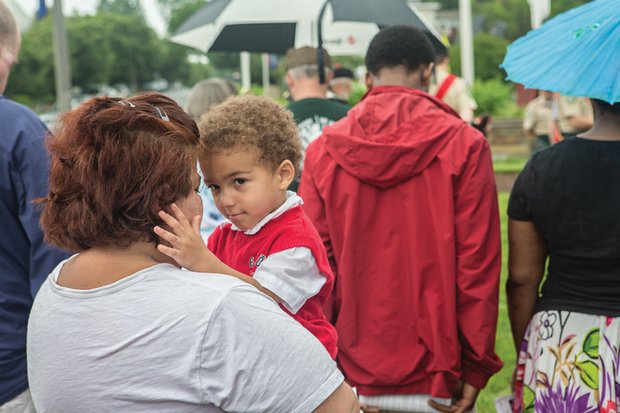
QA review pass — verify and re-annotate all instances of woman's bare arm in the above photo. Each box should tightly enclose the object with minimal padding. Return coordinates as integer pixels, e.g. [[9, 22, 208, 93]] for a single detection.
[[313, 382, 359, 413], [506, 219, 547, 353]]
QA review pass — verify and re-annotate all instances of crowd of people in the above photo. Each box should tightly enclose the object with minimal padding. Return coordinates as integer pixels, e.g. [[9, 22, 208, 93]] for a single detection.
[[1, 0, 619, 412]]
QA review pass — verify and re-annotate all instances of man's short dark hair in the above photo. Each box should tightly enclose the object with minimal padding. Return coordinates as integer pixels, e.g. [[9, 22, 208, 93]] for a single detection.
[[365, 25, 435, 75]]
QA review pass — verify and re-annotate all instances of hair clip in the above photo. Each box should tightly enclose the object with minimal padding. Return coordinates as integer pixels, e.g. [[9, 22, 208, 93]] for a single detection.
[[154, 106, 170, 122], [118, 100, 136, 108]]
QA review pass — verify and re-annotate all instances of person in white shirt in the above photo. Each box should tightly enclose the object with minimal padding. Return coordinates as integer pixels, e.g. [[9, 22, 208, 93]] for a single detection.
[[27, 92, 358, 413]]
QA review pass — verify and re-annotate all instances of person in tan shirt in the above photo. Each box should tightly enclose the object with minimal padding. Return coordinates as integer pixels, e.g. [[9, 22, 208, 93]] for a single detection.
[[555, 95, 593, 139], [523, 90, 554, 153], [429, 52, 477, 123]]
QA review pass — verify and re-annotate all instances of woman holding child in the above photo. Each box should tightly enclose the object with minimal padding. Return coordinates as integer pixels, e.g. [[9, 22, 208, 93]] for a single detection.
[[26, 92, 357, 412]]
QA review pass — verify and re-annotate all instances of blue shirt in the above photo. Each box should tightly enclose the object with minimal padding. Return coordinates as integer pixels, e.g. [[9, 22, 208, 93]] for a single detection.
[[0, 96, 67, 404]]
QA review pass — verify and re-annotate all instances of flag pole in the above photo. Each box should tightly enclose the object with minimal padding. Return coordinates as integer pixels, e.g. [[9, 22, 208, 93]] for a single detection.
[[458, 0, 475, 85], [52, 0, 72, 112]]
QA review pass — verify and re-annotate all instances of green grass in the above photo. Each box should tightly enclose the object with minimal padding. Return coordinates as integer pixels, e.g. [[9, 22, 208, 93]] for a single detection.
[[476, 192, 514, 411], [493, 157, 528, 174]]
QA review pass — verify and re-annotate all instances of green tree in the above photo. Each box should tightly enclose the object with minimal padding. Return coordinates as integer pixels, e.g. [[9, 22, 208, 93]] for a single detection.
[[67, 15, 114, 90], [167, 0, 204, 34], [473, 0, 530, 40], [100, 13, 163, 89], [97, 0, 144, 17], [6, 12, 170, 105], [5, 17, 55, 104], [449, 33, 509, 81]]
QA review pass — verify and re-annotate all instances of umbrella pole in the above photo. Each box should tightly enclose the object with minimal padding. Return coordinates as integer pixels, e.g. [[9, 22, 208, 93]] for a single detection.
[[262, 54, 270, 97], [317, 0, 329, 84], [241, 52, 251, 93]]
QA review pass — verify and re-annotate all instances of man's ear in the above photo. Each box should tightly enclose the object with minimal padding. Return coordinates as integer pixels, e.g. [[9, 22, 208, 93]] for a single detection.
[[365, 72, 373, 90], [276, 160, 295, 189], [285, 72, 294, 88], [421, 63, 434, 86]]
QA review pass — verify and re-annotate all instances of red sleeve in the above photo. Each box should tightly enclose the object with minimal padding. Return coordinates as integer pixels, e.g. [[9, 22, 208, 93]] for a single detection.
[[298, 148, 339, 324], [454, 132, 503, 389]]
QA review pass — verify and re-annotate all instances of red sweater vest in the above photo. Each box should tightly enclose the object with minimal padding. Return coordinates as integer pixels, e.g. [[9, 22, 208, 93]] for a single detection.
[[208, 206, 338, 358]]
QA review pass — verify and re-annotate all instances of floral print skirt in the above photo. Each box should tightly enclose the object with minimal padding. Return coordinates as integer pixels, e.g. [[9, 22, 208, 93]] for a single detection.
[[514, 310, 620, 413]]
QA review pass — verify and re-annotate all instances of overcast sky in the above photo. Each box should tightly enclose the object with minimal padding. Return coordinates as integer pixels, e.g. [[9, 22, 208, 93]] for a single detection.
[[21, 0, 167, 36]]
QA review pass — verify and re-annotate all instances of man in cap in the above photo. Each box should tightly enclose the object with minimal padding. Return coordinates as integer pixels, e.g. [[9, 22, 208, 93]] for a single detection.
[[285, 46, 350, 151], [300, 25, 502, 413], [0, 2, 67, 411]]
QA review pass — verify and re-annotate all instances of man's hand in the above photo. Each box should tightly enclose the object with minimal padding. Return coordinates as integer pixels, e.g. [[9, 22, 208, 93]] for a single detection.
[[428, 381, 479, 413]]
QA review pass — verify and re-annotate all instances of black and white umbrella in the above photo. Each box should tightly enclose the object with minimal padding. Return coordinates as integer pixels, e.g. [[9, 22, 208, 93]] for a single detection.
[[171, 0, 446, 57]]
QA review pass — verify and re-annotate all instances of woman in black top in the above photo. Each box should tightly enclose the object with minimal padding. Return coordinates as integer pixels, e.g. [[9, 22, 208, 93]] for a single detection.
[[508, 99, 620, 413]]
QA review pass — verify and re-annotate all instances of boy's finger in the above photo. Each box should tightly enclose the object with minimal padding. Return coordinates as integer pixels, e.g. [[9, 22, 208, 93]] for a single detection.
[[154, 226, 179, 244], [170, 203, 192, 229], [157, 243, 178, 258], [190, 215, 202, 235], [158, 210, 184, 232]]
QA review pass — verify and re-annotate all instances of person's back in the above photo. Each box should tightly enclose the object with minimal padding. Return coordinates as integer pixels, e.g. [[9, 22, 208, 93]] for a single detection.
[[509, 129, 620, 315], [0, 2, 67, 409], [300, 26, 502, 412], [29, 262, 344, 412], [287, 97, 349, 148]]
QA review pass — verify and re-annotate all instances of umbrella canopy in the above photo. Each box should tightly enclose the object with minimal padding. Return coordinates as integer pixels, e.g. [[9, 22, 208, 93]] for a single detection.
[[171, 0, 445, 56], [501, 0, 620, 103]]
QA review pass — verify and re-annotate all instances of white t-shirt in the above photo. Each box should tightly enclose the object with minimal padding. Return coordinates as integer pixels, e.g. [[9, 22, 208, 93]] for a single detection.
[[27, 259, 343, 413]]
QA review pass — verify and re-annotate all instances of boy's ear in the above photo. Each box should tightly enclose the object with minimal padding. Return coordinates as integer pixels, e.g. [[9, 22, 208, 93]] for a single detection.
[[276, 160, 295, 189]]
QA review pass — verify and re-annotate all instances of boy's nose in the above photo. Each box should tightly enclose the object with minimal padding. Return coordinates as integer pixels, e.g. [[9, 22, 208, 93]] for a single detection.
[[218, 189, 235, 208]]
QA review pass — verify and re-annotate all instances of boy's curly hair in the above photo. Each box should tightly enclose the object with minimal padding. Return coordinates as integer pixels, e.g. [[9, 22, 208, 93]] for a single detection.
[[198, 95, 302, 175]]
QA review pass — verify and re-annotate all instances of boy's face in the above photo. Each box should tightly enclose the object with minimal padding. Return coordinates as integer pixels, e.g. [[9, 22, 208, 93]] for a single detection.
[[201, 148, 291, 231]]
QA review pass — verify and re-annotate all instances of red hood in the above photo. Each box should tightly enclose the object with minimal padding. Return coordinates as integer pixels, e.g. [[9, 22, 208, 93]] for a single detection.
[[323, 86, 466, 188]]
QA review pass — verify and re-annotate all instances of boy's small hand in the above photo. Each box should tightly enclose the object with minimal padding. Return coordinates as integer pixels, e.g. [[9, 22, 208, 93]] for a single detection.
[[154, 203, 213, 271]]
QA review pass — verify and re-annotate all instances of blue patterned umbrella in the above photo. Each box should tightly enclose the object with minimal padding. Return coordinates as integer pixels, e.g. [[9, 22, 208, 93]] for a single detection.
[[501, 0, 620, 103]]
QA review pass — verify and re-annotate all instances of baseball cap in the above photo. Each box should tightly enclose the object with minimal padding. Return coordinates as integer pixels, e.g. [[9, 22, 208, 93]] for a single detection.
[[285, 46, 332, 71]]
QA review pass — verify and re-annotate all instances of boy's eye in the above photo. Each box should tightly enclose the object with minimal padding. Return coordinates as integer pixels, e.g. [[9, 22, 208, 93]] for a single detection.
[[208, 184, 220, 191], [233, 178, 247, 186]]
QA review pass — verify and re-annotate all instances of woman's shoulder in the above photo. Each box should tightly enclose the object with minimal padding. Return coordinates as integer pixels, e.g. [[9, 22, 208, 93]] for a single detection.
[[145, 265, 254, 301]]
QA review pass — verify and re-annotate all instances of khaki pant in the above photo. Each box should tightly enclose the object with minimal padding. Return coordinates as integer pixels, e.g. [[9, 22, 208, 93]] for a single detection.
[[0, 389, 36, 413]]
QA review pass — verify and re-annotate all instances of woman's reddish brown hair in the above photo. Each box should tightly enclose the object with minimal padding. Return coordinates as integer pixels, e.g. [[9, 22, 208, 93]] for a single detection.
[[39, 92, 201, 252]]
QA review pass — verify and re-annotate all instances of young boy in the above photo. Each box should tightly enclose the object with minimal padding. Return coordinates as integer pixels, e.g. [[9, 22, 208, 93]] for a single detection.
[[154, 95, 337, 358]]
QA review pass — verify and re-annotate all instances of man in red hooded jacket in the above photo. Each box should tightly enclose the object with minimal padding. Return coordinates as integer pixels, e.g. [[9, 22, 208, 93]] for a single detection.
[[299, 26, 503, 413]]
